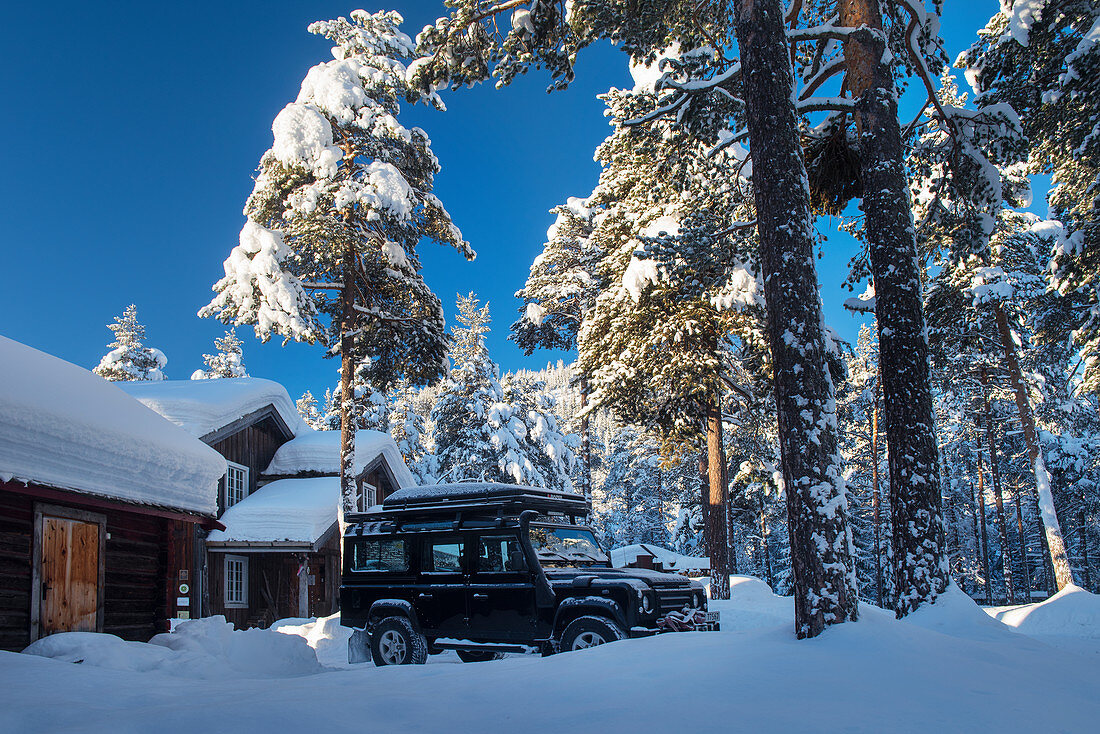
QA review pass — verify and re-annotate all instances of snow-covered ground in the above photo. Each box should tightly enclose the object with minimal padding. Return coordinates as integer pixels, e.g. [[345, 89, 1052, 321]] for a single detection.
[[3, 576, 1099, 733]]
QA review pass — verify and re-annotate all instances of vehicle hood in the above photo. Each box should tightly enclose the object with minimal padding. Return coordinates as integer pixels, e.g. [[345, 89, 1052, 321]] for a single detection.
[[543, 567, 697, 589]]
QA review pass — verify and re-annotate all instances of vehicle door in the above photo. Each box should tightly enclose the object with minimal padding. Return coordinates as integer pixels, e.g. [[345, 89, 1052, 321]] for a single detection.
[[414, 535, 469, 638], [467, 533, 537, 642]]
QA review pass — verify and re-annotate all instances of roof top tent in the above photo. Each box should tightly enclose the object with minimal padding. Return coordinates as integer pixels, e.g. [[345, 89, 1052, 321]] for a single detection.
[[347, 482, 590, 531]]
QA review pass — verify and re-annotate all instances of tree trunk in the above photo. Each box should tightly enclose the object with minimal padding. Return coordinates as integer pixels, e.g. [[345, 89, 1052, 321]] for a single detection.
[[706, 396, 730, 600], [339, 240, 357, 520], [840, 0, 947, 617], [976, 465, 993, 606], [579, 374, 593, 510], [993, 304, 1076, 589], [758, 494, 775, 590], [732, 0, 859, 638], [1080, 507, 1092, 592], [1013, 477, 1033, 597], [872, 396, 883, 608], [969, 480, 988, 599], [981, 368, 1014, 603]]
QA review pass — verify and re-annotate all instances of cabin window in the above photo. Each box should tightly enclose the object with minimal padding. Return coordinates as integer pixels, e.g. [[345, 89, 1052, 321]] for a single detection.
[[224, 555, 248, 608], [356, 481, 377, 512], [225, 462, 249, 508], [351, 539, 408, 572]]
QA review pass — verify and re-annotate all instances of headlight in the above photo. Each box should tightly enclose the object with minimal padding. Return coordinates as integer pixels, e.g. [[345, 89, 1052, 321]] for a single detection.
[[641, 593, 653, 613], [690, 591, 703, 609]]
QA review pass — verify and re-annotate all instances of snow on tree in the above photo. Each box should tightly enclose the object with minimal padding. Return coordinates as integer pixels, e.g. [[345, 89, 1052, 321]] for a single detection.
[[408, 0, 862, 637], [296, 390, 327, 430], [592, 426, 671, 549], [93, 305, 168, 382], [964, 0, 1100, 394], [198, 10, 473, 513], [191, 331, 248, 380], [388, 380, 434, 483], [837, 324, 895, 607], [432, 294, 575, 491], [512, 195, 602, 504]]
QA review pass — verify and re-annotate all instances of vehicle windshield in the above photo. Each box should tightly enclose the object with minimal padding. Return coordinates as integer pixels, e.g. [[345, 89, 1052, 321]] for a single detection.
[[527, 525, 610, 568]]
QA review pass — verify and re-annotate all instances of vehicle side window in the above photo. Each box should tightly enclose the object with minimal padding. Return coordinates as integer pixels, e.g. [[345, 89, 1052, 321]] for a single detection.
[[425, 539, 464, 573], [351, 539, 408, 572], [477, 535, 526, 573]]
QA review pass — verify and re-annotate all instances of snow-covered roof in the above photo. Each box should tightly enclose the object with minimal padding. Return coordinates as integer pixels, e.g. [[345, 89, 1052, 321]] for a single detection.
[[610, 544, 710, 572], [206, 477, 339, 546], [263, 429, 414, 487], [120, 378, 306, 440], [0, 335, 226, 515]]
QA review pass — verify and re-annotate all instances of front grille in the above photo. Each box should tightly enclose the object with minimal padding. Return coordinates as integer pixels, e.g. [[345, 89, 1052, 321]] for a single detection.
[[656, 588, 694, 615]]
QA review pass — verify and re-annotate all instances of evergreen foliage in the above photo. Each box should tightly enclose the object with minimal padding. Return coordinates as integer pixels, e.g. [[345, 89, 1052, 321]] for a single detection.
[[191, 331, 248, 380], [93, 305, 168, 382]]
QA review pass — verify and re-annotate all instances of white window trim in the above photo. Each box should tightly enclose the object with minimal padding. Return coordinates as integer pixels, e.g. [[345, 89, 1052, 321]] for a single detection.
[[358, 481, 377, 513], [224, 554, 248, 609], [225, 461, 249, 509]]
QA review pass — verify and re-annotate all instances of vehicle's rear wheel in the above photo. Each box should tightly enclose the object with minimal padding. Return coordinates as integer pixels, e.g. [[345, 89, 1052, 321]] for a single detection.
[[371, 616, 428, 666], [560, 615, 627, 652], [456, 649, 506, 663]]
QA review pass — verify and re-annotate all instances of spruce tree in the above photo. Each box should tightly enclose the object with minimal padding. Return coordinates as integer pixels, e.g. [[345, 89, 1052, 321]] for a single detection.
[[432, 294, 575, 491], [93, 305, 168, 382], [199, 10, 472, 512], [191, 330, 248, 380]]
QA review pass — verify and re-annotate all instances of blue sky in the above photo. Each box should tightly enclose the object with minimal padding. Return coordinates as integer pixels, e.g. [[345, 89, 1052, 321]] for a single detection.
[[0, 1, 1015, 402]]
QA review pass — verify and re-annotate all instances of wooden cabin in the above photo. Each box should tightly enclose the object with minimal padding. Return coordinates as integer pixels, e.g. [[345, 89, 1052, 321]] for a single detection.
[[123, 381, 414, 629], [0, 336, 225, 651]]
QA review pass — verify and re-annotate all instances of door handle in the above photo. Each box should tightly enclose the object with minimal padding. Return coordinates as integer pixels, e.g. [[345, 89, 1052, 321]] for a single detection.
[[418, 593, 433, 600], [473, 593, 488, 600]]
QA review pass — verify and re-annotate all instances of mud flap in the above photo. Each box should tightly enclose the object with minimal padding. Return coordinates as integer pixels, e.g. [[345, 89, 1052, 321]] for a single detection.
[[348, 628, 372, 664]]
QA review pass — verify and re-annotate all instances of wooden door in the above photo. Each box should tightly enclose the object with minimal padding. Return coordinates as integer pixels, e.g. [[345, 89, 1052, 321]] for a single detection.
[[40, 516, 100, 635]]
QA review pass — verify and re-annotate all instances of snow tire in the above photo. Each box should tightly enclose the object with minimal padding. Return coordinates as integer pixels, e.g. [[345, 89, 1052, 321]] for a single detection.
[[560, 615, 627, 653], [371, 616, 428, 666]]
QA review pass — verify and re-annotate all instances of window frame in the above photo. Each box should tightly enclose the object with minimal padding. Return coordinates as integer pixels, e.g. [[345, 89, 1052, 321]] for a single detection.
[[224, 461, 249, 509], [224, 554, 249, 608], [423, 537, 466, 574], [350, 538, 409, 573], [475, 534, 527, 574]]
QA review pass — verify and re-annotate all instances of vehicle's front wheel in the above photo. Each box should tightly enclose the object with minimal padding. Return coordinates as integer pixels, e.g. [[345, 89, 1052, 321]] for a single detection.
[[371, 616, 428, 666], [560, 615, 626, 652], [456, 649, 506, 663]]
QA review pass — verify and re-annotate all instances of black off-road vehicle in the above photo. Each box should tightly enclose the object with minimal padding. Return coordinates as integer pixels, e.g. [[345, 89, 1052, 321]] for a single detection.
[[341, 482, 718, 666]]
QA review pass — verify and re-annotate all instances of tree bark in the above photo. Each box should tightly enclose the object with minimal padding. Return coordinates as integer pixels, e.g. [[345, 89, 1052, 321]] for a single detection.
[[981, 368, 1014, 603], [1080, 507, 1092, 592], [993, 304, 1076, 589], [732, 0, 859, 638], [976, 465, 993, 606], [839, 0, 947, 617], [339, 239, 357, 519], [706, 396, 730, 600], [1013, 477, 1033, 597], [872, 396, 884, 608], [758, 494, 774, 590], [579, 374, 593, 510]]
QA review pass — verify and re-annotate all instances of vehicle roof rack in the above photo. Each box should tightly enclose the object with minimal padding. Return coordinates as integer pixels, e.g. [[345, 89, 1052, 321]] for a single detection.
[[346, 482, 589, 523]]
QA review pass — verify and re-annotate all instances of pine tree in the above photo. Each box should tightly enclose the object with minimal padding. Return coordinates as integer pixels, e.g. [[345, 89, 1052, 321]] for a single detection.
[[964, 1, 1100, 394], [199, 10, 472, 513], [93, 305, 168, 382], [410, 0, 862, 636], [512, 196, 602, 504], [191, 331, 248, 380]]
